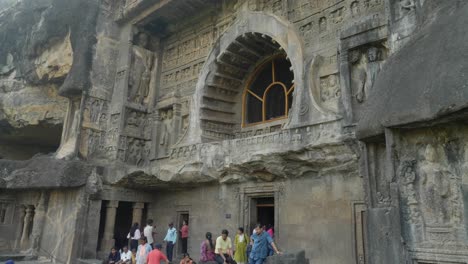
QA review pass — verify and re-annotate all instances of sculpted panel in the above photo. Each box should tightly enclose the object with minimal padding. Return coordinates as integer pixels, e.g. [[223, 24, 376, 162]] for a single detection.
[[397, 135, 468, 248]]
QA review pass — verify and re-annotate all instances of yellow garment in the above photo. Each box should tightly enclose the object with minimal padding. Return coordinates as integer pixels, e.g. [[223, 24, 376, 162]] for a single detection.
[[234, 233, 250, 262]]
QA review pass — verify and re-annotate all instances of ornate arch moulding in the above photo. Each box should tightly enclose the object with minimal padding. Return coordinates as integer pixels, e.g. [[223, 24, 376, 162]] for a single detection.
[[183, 11, 336, 146]]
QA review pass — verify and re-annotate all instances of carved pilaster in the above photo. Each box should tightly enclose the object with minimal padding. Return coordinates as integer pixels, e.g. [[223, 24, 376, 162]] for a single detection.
[[20, 205, 35, 250], [338, 49, 353, 125]]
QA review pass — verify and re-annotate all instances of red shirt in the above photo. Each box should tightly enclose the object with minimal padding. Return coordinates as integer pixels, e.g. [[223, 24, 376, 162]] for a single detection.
[[181, 225, 189, 238], [147, 249, 169, 264]]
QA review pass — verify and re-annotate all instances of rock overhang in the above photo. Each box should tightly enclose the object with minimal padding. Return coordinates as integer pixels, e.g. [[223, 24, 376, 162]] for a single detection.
[[356, 1, 468, 139]]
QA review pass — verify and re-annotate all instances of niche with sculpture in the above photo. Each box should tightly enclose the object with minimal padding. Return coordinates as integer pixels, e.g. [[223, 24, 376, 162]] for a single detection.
[[157, 107, 175, 158], [127, 31, 156, 106], [398, 140, 467, 246], [349, 45, 386, 105]]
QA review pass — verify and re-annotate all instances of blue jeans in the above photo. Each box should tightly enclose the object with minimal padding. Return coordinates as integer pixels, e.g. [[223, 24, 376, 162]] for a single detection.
[[166, 241, 174, 261], [249, 258, 265, 264]]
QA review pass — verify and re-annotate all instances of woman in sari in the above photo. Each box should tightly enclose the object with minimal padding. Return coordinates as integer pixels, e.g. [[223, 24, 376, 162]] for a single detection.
[[234, 227, 249, 264]]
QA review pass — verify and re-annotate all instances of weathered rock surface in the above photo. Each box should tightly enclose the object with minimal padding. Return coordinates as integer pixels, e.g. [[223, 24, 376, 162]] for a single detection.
[[265, 250, 309, 264], [0, 155, 93, 189], [357, 0, 468, 138]]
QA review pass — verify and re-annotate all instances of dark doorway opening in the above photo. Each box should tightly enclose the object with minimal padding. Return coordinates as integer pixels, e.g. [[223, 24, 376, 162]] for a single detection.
[[177, 212, 189, 256], [114, 202, 133, 251], [250, 197, 275, 235], [97, 202, 107, 252]]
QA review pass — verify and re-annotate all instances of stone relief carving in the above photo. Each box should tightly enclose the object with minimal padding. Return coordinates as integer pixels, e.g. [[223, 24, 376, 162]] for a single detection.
[[83, 128, 104, 157], [418, 145, 462, 227], [351, 46, 385, 104], [124, 109, 149, 139], [399, 143, 466, 245], [124, 138, 151, 166], [319, 17, 327, 33], [128, 32, 154, 105], [83, 97, 108, 127], [319, 74, 341, 112], [351, 1, 360, 17], [400, 0, 416, 14]]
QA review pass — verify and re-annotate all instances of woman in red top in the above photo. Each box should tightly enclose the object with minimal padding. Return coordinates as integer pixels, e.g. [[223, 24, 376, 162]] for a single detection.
[[180, 220, 189, 254]]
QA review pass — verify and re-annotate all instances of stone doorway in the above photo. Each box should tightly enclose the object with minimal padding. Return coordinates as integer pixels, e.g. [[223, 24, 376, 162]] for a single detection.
[[176, 211, 189, 256], [250, 197, 275, 234], [114, 201, 133, 250]]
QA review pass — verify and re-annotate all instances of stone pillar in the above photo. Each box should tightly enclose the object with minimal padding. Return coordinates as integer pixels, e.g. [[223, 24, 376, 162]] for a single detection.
[[132, 202, 144, 226], [20, 205, 35, 250], [100, 200, 119, 251], [13, 205, 26, 251]]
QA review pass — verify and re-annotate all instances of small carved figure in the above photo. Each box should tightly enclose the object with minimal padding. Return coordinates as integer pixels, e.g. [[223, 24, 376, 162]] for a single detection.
[[319, 17, 327, 33], [127, 112, 139, 130], [351, 1, 360, 17], [128, 32, 154, 104], [143, 142, 151, 166], [400, 0, 415, 12], [401, 161, 417, 205]]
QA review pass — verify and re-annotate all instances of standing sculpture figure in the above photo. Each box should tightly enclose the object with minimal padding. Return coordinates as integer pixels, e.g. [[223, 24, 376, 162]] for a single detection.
[[159, 109, 173, 156], [129, 32, 154, 104], [418, 145, 452, 225], [356, 47, 382, 103]]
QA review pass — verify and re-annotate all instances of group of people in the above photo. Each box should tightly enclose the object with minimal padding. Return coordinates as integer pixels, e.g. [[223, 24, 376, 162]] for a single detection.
[[107, 219, 279, 264], [200, 224, 280, 264], [108, 219, 189, 264]]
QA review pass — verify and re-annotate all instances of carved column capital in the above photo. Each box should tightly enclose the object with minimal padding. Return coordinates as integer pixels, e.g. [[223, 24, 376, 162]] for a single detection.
[[133, 202, 145, 209], [106, 200, 119, 209]]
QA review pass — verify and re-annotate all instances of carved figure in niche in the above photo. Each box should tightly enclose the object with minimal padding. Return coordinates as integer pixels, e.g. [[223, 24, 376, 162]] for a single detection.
[[356, 47, 382, 103], [135, 141, 143, 166], [331, 7, 344, 24], [320, 75, 340, 103], [418, 145, 455, 226], [351, 1, 360, 17], [159, 109, 174, 156], [143, 142, 151, 166], [319, 17, 327, 33], [128, 32, 154, 105], [401, 161, 417, 205], [127, 112, 138, 130], [0, 53, 15, 75], [90, 99, 100, 123]]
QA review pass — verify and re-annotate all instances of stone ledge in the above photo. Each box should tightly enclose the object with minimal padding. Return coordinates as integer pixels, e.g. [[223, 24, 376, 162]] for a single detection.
[[0, 155, 94, 189]]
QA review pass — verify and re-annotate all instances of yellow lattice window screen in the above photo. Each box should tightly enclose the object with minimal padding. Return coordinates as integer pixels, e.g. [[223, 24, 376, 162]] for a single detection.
[[242, 55, 294, 127]]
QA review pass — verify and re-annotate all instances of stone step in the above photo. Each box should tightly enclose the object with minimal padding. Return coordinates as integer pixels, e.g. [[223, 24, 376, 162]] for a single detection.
[[77, 259, 103, 264]]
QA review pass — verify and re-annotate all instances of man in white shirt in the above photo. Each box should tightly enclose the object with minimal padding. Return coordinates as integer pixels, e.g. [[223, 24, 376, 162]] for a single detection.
[[144, 219, 156, 248], [118, 246, 132, 264]]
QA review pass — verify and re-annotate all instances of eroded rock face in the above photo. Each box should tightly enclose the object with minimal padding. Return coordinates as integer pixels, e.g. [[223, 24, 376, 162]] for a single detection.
[[0, 0, 99, 159]]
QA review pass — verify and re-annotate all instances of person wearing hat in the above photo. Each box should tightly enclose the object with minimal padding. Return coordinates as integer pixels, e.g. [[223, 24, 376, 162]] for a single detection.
[[163, 222, 177, 263], [147, 243, 169, 264]]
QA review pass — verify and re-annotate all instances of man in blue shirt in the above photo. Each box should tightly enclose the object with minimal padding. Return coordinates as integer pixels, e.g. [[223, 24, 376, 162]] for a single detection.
[[163, 222, 177, 263], [249, 224, 281, 264]]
